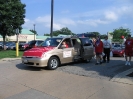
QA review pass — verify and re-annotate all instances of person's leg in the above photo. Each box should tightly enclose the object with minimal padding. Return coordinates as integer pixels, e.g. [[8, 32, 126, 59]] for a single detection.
[[99, 54, 103, 64], [125, 50, 128, 65], [95, 53, 100, 65], [103, 48, 106, 62], [95, 56, 99, 65], [107, 48, 110, 63], [128, 52, 132, 66]]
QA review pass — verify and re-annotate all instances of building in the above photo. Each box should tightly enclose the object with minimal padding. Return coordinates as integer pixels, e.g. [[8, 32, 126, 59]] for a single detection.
[[0, 29, 49, 42]]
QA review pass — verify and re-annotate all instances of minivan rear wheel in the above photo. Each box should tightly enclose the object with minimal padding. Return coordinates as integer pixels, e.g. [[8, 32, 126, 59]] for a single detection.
[[47, 56, 59, 70]]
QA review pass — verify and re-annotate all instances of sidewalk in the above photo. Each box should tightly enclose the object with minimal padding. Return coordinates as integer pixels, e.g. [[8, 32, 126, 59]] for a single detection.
[[0, 58, 21, 61], [2, 70, 133, 99], [111, 68, 133, 85]]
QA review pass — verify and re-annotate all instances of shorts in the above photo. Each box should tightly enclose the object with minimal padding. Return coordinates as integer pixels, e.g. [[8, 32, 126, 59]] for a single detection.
[[125, 48, 133, 56], [96, 52, 102, 56]]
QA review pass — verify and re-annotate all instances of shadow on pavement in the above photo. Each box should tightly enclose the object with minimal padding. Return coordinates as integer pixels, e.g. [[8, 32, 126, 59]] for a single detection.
[[57, 57, 133, 80], [16, 63, 48, 71]]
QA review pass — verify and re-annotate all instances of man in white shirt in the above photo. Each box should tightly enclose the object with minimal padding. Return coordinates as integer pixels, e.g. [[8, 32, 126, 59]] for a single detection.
[[103, 36, 112, 63]]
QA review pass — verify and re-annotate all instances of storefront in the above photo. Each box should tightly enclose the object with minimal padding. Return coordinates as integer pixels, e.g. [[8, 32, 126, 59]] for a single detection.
[[0, 29, 48, 43]]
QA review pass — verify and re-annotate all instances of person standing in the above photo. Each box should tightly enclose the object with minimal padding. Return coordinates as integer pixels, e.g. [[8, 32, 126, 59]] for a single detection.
[[124, 34, 133, 66], [103, 36, 112, 63], [94, 36, 103, 65]]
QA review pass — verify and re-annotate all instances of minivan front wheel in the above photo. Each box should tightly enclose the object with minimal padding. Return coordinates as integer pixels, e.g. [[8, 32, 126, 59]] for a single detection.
[[48, 57, 59, 70]]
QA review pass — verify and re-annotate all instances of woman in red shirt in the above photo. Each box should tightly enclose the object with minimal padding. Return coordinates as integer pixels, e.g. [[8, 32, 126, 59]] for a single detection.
[[94, 36, 104, 65]]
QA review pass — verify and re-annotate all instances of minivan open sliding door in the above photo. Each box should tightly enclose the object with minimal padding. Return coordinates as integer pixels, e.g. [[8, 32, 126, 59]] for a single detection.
[[80, 38, 94, 59]]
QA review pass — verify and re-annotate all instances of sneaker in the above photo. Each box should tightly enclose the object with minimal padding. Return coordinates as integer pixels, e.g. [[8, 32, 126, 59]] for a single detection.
[[102, 60, 106, 63], [128, 62, 131, 66], [95, 63, 99, 65], [125, 61, 128, 65]]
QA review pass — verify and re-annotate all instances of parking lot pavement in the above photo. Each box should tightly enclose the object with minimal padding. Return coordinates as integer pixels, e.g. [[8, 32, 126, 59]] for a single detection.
[[0, 57, 133, 99], [0, 57, 133, 84]]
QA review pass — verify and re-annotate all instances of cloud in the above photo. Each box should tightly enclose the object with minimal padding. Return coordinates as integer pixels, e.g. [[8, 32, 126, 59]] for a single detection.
[[58, 18, 76, 25], [35, 15, 51, 23], [77, 19, 109, 27], [45, 23, 64, 30], [104, 11, 118, 21], [22, 18, 34, 30]]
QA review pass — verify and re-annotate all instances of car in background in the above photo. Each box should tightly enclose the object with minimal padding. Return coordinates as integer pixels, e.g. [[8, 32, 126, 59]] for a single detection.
[[112, 47, 125, 57], [113, 44, 121, 49], [25, 40, 44, 50], [19, 43, 29, 51], [8, 42, 16, 50], [0, 42, 3, 49]]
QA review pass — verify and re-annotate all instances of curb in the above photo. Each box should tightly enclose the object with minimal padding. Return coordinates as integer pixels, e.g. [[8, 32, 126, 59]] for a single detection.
[[0, 58, 21, 61], [111, 68, 133, 85]]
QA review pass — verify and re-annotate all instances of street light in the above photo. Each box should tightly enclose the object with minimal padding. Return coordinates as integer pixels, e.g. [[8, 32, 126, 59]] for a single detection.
[[50, 0, 54, 37], [33, 24, 36, 40]]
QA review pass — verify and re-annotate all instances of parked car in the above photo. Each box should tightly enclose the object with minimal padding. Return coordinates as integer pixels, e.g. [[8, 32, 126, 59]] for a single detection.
[[113, 44, 121, 49], [25, 40, 44, 50], [0, 42, 3, 49], [112, 47, 125, 57], [8, 43, 16, 50], [19, 43, 29, 51], [22, 37, 94, 70]]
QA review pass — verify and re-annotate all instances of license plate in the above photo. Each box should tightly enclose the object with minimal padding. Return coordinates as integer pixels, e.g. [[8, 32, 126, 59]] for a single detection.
[[23, 59, 28, 63]]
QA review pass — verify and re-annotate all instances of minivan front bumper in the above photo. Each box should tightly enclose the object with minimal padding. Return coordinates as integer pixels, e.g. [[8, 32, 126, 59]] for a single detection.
[[22, 57, 49, 67]]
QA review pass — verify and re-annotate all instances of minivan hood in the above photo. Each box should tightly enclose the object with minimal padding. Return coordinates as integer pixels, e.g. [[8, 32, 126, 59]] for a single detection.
[[23, 47, 55, 57]]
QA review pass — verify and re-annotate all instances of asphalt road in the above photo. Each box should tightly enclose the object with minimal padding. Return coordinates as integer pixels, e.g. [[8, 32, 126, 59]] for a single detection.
[[56, 57, 133, 80]]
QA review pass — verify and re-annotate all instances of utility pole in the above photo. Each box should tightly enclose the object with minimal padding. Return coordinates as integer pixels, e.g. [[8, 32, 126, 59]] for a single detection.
[[50, 0, 54, 37], [16, 28, 19, 57], [33, 24, 36, 40]]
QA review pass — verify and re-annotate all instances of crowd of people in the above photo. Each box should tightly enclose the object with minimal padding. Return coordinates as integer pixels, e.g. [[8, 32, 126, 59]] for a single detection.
[[92, 34, 133, 66]]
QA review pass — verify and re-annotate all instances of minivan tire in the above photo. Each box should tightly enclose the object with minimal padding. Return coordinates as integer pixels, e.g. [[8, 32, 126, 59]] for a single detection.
[[47, 56, 59, 70]]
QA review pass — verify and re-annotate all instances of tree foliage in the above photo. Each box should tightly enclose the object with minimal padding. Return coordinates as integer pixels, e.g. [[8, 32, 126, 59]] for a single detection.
[[110, 27, 131, 43], [30, 29, 38, 35], [0, 0, 26, 42], [44, 27, 74, 36], [89, 32, 100, 37], [100, 34, 108, 39]]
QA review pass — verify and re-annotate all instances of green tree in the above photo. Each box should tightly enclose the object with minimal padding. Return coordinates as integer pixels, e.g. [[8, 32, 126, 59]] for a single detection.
[[53, 30, 61, 36], [60, 27, 73, 35], [45, 27, 74, 36], [30, 29, 38, 35], [89, 32, 100, 37], [110, 27, 131, 43], [100, 34, 107, 39], [0, 0, 26, 44], [44, 33, 50, 36]]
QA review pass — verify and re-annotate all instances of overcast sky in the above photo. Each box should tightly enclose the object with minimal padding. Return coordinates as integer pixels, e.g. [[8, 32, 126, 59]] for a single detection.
[[21, 0, 133, 36]]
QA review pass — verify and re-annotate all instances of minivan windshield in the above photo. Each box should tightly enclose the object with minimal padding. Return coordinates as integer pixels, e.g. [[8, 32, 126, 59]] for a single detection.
[[40, 38, 63, 47]]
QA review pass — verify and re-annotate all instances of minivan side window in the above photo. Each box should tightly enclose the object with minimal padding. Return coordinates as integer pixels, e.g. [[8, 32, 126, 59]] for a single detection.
[[81, 38, 92, 46], [61, 38, 72, 48]]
